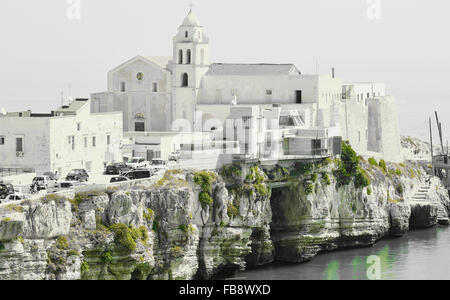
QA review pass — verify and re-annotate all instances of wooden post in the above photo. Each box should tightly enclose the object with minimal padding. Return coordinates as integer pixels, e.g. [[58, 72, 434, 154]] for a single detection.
[[430, 117, 435, 176], [435, 111, 445, 154]]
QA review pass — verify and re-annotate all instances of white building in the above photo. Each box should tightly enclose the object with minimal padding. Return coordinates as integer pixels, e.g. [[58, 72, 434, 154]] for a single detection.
[[90, 9, 402, 163], [0, 99, 123, 176]]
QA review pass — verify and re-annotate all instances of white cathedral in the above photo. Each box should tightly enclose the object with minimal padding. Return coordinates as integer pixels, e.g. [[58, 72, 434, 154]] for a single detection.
[[91, 9, 402, 163]]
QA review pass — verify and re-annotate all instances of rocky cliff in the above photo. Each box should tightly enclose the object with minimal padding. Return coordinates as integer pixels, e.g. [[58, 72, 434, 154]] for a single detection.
[[0, 151, 449, 280]]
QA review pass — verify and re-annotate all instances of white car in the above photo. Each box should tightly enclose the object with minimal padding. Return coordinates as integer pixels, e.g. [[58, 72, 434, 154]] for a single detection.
[[1, 193, 26, 203], [32, 176, 58, 190], [126, 157, 151, 169]]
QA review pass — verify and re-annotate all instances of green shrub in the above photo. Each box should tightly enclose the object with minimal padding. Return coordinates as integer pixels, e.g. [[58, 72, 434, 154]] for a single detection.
[[305, 183, 314, 195], [171, 246, 184, 258], [56, 236, 69, 250], [396, 184, 404, 196], [368, 157, 378, 167], [80, 261, 89, 274], [367, 187, 372, 195], [199, 191, 213, 207], [334, 142, 359, 187], [178, 224, 188, 233], [152, 219, 160, 232], [101, 251, 113, 264], [194, 171, 216, 208], [143, 208, 154, 222], [379, 160, 387, 173], [109, 224, 147, 252], [355, 169, 371, 188], [227, 202, 240, 218], [311, 173, 318, 183], [322, 173, 331, 186], [67, 249, 80, 256]]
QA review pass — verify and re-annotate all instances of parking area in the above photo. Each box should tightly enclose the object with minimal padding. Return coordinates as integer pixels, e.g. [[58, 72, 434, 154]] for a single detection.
[[0, 165, 169, 206]]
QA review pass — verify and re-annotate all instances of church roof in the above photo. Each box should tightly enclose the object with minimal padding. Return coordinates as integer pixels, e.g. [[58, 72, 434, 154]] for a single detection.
[[144, 56, 172, 69], [182, 9, 201, 26], [206, 63, 301, 76]]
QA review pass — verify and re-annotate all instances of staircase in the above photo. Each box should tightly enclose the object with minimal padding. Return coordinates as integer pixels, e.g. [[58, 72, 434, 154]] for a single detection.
[[411, 179, 449, 225], [411, 182, 431, 202]]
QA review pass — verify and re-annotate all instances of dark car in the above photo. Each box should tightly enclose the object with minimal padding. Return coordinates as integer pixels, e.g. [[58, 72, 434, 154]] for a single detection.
[[105, 163, 130, 175], [0, 183, 14, 199], [65, 169, 89, 182], [123, 169, 152, 180], [110, 176, 130, 183]]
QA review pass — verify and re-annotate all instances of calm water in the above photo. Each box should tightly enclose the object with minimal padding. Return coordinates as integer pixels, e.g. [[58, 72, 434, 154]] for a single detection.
[[232, 225, 450, 280]]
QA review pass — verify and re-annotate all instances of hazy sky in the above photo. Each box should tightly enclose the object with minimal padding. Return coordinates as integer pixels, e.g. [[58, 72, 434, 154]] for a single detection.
[[0, 0, 449, 142]]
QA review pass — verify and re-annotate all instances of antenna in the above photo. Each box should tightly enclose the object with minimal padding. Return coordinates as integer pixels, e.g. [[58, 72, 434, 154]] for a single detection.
[[61, 91, 64, 107]]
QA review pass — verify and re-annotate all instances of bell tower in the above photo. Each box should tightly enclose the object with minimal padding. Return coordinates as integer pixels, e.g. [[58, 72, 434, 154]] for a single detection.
[[171, 9, 210, 129]]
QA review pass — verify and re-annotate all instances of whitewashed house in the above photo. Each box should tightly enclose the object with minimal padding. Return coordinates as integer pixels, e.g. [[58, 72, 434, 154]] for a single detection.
[[0, 99, 123, 176]]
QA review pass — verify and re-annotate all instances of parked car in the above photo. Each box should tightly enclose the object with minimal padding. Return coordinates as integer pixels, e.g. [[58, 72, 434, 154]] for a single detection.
[[0, 183, 14, 199], [58, 181, 76, 190], [1, 193, 26, 203], [126, 157, 151, 169], [32, 176, 57, 190], [66, 169, 89, 182], [110, 176, 130, 183], [105, 163, 130, 175], [168, 152, 180, 162], [151, 159, 166, 166], [123, 169, 152, 180]]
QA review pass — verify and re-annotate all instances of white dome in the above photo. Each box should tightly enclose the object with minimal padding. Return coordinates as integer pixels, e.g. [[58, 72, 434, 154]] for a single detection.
[[182, 9, 200, 26]]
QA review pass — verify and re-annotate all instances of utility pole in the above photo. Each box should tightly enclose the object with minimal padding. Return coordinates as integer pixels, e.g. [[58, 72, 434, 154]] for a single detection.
[[435, 111, 445, 154], [430, 117, 435, 176]]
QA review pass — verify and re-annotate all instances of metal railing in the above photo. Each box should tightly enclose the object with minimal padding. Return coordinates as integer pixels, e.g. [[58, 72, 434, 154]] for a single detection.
[[0, 167, 35, 179]]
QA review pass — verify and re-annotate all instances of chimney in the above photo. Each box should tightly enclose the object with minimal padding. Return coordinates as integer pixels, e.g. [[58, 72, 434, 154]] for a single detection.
[[332, 68, 335, 79]]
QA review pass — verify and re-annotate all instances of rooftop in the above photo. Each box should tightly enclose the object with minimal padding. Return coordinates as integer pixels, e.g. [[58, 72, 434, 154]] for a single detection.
[[54, 98, 89, 114], [206, 63, 301, 76]]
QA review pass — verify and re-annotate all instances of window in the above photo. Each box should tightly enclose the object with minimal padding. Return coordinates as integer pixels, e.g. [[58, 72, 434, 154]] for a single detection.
[[181, 73, 189, 87], [77, 123, 81, 131], [185, 31, 188, 38], [92, 136, 96, 147], [242, 116, 252, 129], [107, 135, 111, 145], [358, 131, 361, 142], [312, 139, 321, 150], [120, 82, 126, 92], [179, 49, 183, 64], [152, 82, 158, 93], [266, 90, 273, 95], [135, 122, 145, 132], [231, 89, 238, 98], [71, 136, 75, 151], [84, 137, 87, 148], [367, 93, 370, 99], [16, 137, 23, 152], [296, 90, 302, 104], [0, 136, 4, 145], [186, 49, 191, 64], [266, 133, 272, 148], [137, 72, 144, 81]]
